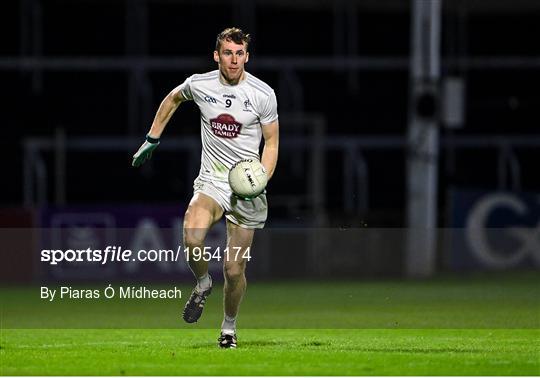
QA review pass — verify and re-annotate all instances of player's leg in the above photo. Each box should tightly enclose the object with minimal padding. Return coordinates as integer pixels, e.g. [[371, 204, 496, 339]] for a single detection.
[[184, 192, 223, 277], [223, 220, 253, 319], [182, 192, 224, 323], [218, 219, 254, 348]]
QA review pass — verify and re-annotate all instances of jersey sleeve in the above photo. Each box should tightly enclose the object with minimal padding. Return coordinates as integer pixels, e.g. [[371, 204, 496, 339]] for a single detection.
[[176, 75, 194, 101], [259, 90, 278, 125]]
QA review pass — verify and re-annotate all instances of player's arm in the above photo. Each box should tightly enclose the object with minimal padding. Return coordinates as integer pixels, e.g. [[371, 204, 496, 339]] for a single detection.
[[132, 87, 186, 167], [260, 120, 279, 180]]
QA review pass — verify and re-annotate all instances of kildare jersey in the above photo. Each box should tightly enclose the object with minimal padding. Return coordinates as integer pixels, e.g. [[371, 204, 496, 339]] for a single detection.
[[178, 70, 278, 182]]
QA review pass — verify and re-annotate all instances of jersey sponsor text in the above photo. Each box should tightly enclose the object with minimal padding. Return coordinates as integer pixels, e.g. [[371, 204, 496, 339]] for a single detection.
[[210, 114, 243, 138]]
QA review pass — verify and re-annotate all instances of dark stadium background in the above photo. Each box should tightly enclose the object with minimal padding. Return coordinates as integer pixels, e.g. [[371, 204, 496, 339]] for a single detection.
[[1, 5, 538, 376], [1, 0, 539, 280]]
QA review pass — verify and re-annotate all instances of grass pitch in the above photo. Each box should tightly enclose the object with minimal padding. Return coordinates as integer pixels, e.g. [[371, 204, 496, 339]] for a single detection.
[[1, 273, 539, 375], [2, 329, 538, 375]]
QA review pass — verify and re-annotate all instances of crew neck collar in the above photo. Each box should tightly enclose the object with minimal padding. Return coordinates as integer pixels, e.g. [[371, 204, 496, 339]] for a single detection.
[[218, 71, 248, 87]]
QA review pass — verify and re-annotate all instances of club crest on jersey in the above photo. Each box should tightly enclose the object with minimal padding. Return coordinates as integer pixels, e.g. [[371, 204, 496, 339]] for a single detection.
[[243, 99, 253, 112], [210, 114, 243, 138]]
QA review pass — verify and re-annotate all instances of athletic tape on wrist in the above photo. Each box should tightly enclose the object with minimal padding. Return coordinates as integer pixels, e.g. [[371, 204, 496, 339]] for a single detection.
[[146, 134, 160, 144]]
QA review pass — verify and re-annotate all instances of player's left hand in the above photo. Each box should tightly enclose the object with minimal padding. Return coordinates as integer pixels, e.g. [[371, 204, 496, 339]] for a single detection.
[[132, 136, 160, 167]]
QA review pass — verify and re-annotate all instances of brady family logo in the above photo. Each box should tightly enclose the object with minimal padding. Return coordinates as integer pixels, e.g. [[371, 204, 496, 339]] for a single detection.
[[210, 114, 243, 138]]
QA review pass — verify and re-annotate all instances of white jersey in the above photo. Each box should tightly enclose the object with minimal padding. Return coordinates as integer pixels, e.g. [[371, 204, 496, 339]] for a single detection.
[[177, 70, 278, 182]]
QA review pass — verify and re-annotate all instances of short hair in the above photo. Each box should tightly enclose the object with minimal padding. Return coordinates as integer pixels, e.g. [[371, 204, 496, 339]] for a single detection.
[[215, 27, 251, 52]]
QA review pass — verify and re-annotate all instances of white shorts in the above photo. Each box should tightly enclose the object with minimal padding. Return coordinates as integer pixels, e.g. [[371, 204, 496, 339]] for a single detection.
[[193, 176, 268, 229]]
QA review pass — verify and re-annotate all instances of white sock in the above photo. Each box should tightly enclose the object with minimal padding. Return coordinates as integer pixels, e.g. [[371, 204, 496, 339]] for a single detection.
[[196, 273, 212, 292], [221, 314, 236, 335]]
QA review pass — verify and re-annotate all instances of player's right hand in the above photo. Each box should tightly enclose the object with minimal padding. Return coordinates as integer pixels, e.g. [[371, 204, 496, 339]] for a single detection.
[[132, 135, 160, 167]]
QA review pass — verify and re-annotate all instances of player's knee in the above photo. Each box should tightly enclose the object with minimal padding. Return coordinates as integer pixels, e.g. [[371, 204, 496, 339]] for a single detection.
[[183, 228, 206, 248], [224, 263, 244, 282], [183, 207, 211, 247]]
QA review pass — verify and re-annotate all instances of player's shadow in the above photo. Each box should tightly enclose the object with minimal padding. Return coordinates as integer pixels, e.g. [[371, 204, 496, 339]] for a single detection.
[[301, 341, 331, 347], [189, 340, 282, 349]]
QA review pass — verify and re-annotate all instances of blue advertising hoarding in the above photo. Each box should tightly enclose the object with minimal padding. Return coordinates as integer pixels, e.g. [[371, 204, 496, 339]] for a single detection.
[[449, 190, 540, 271]]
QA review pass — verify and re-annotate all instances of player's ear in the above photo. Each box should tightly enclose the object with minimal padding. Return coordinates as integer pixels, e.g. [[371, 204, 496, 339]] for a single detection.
[[245, 52, 249, 63], [213, 50, 219, 63]]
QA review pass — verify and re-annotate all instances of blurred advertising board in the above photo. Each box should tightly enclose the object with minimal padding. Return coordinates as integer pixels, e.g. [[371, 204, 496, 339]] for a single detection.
[[449, 189, 540, 271], [37, 204, 226, 282]]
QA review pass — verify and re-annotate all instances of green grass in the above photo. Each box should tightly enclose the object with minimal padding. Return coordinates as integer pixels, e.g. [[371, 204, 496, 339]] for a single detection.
[[1, 329, 539, 375], [1, 273, 539, 375]]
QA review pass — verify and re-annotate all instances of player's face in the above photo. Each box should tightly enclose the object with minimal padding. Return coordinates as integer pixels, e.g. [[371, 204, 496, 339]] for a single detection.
[[214, 40, 249, 85]]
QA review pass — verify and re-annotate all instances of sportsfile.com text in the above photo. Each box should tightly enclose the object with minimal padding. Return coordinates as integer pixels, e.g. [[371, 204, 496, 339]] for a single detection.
[[40, 246, 251, 265]]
